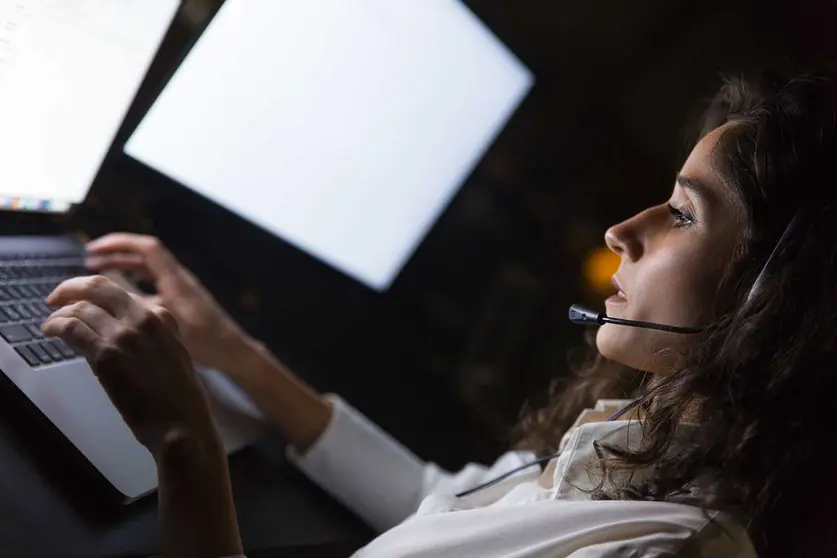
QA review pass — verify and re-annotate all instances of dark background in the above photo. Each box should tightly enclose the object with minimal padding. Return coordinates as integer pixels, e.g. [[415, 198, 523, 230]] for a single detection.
[[24, 0, 837, 471]]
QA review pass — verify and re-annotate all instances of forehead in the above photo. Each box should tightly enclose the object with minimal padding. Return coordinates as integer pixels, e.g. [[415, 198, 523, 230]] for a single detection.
[[677, 124, 738, 210]]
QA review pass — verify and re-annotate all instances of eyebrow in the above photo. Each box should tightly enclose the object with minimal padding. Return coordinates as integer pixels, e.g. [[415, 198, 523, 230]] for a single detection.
[[676, 174, 717, 205]]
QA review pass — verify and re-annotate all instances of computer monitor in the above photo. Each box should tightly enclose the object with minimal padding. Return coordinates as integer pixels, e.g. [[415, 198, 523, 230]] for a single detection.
[[126, 0, 534, 290], [0, 0, 180, 213]]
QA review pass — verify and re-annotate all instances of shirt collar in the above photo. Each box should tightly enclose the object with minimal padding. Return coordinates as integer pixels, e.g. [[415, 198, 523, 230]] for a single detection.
[[552, 413, 699, 501]]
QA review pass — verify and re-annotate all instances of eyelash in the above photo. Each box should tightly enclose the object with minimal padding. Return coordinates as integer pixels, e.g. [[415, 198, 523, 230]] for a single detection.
[[667, 204, 695, 227]]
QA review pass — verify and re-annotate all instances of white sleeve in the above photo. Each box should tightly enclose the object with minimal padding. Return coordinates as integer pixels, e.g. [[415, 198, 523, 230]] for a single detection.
[[286, 394, 536, 532]]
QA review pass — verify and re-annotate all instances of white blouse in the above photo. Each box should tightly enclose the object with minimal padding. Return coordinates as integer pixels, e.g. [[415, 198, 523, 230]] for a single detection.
[[287, 396, 757, 557]]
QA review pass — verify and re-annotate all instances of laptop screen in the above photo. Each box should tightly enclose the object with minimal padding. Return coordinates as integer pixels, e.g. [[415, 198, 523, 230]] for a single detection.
[[0, 0, 179, 213], [125, 0, 534, 290]]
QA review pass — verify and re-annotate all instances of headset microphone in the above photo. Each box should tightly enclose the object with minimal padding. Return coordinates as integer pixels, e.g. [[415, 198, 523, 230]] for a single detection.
[[568, 305, 703, 334]]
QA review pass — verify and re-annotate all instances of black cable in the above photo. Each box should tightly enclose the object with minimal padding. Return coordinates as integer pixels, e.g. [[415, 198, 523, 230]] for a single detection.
[[454, 400, 641, 498], [600, 315, 701, 334]]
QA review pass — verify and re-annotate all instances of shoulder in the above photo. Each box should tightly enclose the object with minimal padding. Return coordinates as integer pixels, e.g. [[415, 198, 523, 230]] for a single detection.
[[535, 499, 755, 558], [357, 498, 756, 557], [586, 501, 755, 557]]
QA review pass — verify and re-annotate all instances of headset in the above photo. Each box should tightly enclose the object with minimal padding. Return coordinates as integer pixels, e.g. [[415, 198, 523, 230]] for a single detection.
[[454, 205, 811, 499]]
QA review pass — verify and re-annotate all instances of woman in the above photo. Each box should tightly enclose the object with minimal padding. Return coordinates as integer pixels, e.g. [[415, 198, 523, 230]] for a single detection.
[[49, 72, 837, 557]]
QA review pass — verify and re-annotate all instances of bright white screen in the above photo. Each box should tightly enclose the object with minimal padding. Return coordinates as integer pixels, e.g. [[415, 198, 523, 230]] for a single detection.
[[126, 0, 534, 290], [0, 0, 179, 204]]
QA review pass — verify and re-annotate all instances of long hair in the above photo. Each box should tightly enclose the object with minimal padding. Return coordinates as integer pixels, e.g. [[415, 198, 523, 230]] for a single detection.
[[514, 72, 837, 557]]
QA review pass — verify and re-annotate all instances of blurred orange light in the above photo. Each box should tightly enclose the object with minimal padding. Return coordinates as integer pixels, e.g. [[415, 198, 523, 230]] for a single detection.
[[583, 247, 619, 294]]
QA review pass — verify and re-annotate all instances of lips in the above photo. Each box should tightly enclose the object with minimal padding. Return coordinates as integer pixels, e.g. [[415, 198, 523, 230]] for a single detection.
[[611, 276, 627, 300]]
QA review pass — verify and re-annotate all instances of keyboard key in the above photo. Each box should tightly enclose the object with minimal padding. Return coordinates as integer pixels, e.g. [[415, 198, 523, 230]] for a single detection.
[[0, 287, 10, 302], [50, 339, 76, 359], [16, 285, 36, 299], [37, 283, 58, 297], [0, 324, 32, 343], [30, 284, 49, 297], [24, 324, 44, 340], [3, 306, 21, 321], [15, 345, 40, 367], [28, 343, 52, 364], [35, 302, 53, 318], [27, 304, 46, 319], [13, 304, 32, 320], [24, 267, 44, 278], [40, 342, 62, 362], [4, 286, 22, 299]]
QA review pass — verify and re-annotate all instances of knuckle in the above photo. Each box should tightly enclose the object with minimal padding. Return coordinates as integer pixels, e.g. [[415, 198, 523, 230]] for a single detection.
[[152, 305, 174, 323], [136, 309, 163, 334], [150, 304, 174, 320], [92, 344, 121, 368], [111, 324, 141, 348], [142, 236, 163, 253], [63, 317, 85, 336], [64, 316, 84, 335], [85, 275, 110, 289], [72, 300, 95, 315]]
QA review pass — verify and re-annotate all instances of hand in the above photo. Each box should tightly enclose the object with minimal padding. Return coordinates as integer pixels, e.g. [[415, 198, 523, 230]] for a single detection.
[[42, 275, 219, 458], [43, 275, 244, 557], [85, 233, 250, 374]]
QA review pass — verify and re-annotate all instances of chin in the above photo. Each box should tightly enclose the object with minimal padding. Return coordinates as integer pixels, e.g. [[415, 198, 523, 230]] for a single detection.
[[595, 323, 632, 364]]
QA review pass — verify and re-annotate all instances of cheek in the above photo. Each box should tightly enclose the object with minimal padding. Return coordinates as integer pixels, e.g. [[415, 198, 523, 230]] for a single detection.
[[596, 250, 722, 372], [632, 253, 716, 324]]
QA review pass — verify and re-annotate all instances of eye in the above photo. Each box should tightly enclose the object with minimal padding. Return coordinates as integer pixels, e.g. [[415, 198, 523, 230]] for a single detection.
[[667, 204, 695, 228]]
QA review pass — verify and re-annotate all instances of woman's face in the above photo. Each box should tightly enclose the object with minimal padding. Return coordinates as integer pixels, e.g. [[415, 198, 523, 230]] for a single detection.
[[596, 125, 742, 373]]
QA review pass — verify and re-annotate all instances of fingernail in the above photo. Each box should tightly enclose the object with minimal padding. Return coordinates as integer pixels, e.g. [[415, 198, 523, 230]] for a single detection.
[[84, 256, 102, 269], [85, 239, 104, 251]]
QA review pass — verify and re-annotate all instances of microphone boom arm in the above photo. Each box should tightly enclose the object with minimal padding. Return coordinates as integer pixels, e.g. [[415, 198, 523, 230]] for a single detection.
[[568, 305, 702, 335]]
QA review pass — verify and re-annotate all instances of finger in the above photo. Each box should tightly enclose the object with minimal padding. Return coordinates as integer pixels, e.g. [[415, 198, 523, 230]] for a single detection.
[[41, 316, 100, 362], [85, 254, 151, 278], [46, 276, 137, 319], [84, 254, 153, 284], [85, 234, 179, 281], [45, 301, 122, 338]]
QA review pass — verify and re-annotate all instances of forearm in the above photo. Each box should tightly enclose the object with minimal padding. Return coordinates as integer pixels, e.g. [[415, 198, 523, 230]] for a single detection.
[[156, 432, 243, 558], [225, 338, 333, 453]]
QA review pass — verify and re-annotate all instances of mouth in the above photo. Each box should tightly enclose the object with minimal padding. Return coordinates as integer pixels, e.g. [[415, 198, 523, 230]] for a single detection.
[[607, 276, 628, 304]]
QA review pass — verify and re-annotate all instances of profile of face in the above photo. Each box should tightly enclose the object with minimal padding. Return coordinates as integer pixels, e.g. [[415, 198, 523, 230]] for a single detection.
[[596, 124, 743, 373]]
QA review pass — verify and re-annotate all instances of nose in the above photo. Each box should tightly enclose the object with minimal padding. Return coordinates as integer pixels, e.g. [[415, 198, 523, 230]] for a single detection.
[[605, 207, 656, 262]]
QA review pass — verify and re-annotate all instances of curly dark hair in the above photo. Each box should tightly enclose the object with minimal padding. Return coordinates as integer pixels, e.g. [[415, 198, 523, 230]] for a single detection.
[[514, 72, 837, 557]]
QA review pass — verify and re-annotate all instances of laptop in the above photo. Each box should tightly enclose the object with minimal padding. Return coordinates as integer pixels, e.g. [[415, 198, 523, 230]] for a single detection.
[[124, 0, 535, 291], [0, 0, 263, 502]]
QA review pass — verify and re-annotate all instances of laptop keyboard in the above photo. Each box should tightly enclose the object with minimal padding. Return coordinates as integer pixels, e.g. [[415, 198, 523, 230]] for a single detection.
[[0, 252, 87, 368]]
